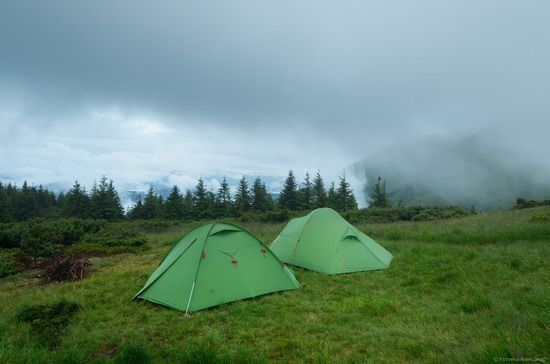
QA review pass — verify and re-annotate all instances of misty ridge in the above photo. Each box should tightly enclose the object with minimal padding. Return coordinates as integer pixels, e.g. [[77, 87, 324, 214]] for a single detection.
[[349, 121, 550, 210]]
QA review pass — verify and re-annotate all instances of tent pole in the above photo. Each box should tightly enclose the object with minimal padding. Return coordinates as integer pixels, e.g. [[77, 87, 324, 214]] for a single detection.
[[186, 281, 196, 314]]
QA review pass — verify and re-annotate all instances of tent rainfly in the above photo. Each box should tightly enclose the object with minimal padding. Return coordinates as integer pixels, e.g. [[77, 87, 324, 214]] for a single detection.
[[270, 208, 393, 275], [134, 222, 300, 313]]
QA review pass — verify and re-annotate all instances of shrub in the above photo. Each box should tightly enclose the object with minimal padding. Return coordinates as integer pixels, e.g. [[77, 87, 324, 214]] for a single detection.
[[17, 299, 80, 348], [79, 222, 147, 248], [411, 212, 435, 222], [0, 249, 20, 278]]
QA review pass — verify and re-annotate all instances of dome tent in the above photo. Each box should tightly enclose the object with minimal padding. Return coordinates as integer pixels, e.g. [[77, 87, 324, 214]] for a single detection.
[[270, 208, 392, 275], [134, 222, 300, 313]]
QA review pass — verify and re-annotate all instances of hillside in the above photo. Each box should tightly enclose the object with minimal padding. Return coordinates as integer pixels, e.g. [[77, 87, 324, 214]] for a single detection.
[[1, 207, 549, 362], [349, 122, 550, 210]]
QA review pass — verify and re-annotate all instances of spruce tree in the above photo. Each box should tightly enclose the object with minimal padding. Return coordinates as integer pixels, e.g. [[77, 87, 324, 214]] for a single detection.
[[278, 170, 298, 210], [214, 176, 232, 217], [335, 174, 358, 212], [182, 190, 195, 220], [164, 185, 184, 219], [15, 181, 38, 221], [90, 176, 124, 220], [251, 177, 273, 212], [64, 181, 90, 218], [234, 176, 251, 215], [368, 176, 391, 208], [298, 172, 314, 210], [0, 182, 13, 222], [142, 185, 161, 219], [327, 181, 337, 209], [194, 177, 210, 219], [128, 197, 145, 219], [312, 170, 328, 208]]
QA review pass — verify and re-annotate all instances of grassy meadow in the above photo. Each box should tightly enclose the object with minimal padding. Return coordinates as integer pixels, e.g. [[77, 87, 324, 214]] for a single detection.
[[1, 207, 549, 363]]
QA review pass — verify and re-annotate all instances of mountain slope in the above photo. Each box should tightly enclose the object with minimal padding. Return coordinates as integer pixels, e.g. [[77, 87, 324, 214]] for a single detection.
[[349, 122, 550, 210]]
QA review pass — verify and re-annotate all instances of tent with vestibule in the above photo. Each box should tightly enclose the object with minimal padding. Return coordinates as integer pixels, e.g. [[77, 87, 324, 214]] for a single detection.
[[133, 222, 300, 313], [270, 208, 393, 275]]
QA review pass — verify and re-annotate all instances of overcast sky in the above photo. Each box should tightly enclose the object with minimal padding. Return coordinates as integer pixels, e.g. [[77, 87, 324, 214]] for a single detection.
[[1, 1, 549, 202]]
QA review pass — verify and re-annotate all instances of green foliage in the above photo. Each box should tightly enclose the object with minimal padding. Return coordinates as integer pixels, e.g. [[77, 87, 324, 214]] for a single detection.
[[90, 176, 124, 221], [0, 222, 24, 248], [514, 197, 550, 209], [80, 222, 147, 249], [251, 177, 273, 213], [411, 212, 435, 221], [16, 299, 80, 348], [63, 181, 90, 218], [332, 174, 358, 212], [278, 170, 298, 210], [369, 176, 391, 208], [312, 170, 328, 208], [0, 249, 20, 278], [20, 219, 61, 266], [234, 176, 251, 215], [194, 177, 214, 220]]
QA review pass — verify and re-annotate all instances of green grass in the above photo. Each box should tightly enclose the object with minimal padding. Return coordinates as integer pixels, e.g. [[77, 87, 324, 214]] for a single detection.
[[1, 207, 549, 362]]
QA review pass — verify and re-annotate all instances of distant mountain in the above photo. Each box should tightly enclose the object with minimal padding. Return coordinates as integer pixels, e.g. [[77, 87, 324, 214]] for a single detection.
[[348, 122, 550, 210]]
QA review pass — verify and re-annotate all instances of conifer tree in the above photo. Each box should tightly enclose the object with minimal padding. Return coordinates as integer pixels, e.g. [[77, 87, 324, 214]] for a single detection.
[[368, 176, 391, 208], [298, 172, 314, 210], [214, 176, 232, 217], [251, 177, 273, 212], [335, 174, 358, 212], [327, 181, 337, 209], [312, 170, 328, 208], [182, 190, 195, 220], [164, 185, 185, 219], [278, 170, 298, 210], [15, 181, 38, 221], [128, 196, 145, 219], [63, 181, 90, 218], [142, 185, 161, 219], [193, 177, 210, 219], [90, 176, 124, 220], [0, 182, 13, 222], [234, 176, 251, 215]]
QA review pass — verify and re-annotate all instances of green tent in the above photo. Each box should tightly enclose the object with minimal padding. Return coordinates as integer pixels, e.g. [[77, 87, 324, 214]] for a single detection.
[[134, 222, 300, 313], [270, 208, 392, 275]]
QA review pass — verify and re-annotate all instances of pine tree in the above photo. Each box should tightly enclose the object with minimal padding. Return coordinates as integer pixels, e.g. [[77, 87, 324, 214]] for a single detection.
[[251, 177, 273, 212], [278, 170, 298, 210], [182, 190, 195, 220], [164, 185, 184, 219], [368, 176, 391, 208], [327, 181, 338, 209], [0, 182, 13, 222], [312, 171, 328, 208], [128, 197, 145, 219], [298, 172, 314, 210], [63, 181, 90, 218], [90, 176, 124, 220], [234, 176, 251, 215], [194, 177, 211, 219], [335, 174, 358, 212], [142, 185, 161, 219], [215, 176, 232, 217], [15, 181, 38, 221]]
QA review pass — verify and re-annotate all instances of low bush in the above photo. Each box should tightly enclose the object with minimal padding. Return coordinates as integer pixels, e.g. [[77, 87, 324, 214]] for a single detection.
[[16, 299, 80, 348], [0, 249, 20, 278]]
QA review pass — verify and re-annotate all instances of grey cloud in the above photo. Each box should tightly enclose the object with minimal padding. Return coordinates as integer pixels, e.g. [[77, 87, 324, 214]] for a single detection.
[[1, 1, 549, 194]]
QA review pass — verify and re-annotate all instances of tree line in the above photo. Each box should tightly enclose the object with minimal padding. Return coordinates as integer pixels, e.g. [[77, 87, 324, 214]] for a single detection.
[[0, 171, 359, 223]]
